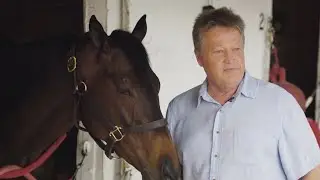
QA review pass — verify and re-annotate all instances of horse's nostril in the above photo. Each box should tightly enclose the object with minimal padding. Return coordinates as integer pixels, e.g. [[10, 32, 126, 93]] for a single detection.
[[161, 156, 178, 180]]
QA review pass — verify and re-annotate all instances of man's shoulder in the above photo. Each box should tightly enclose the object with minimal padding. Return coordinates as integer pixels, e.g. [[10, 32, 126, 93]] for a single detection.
[[251, 76, 291, 96], [166, 84, 202, 132], [251, 76, 298, 104], [167, 84, 202, 113]]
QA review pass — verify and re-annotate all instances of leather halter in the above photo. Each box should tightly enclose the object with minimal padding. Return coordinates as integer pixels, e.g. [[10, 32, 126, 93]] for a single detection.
[[67, 52, 168, 159]]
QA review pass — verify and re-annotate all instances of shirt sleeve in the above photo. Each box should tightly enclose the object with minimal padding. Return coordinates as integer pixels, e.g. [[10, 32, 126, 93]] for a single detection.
[[278, 90, 320, 180], [165, 100, 176, 142], [165, 99, 184, 164]]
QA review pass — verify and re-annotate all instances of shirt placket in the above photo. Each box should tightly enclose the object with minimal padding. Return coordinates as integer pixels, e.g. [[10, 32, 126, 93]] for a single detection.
[[209, 106, 223, 180]]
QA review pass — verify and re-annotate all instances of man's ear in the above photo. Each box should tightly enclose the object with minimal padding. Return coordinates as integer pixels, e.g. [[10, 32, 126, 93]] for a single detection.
[[195, 49, 203, 67]]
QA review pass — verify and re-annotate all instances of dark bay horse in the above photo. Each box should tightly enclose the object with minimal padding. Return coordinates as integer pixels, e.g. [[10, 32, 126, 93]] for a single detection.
[[0, 15, 181, 180]]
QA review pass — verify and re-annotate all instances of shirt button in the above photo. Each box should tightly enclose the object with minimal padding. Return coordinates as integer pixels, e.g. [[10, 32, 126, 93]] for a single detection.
[[214, 154, 218, 158], [216, 130, 220, 134]]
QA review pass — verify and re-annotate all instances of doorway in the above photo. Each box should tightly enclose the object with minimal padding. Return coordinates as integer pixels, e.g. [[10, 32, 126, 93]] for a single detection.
[[0, 0, 83, 178], [272, 0, 320, 119]]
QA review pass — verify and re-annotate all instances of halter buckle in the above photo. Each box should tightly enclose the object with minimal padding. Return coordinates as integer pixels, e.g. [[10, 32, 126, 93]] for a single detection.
[[67, 56, 77, 72], [109, 126, 125, 142]]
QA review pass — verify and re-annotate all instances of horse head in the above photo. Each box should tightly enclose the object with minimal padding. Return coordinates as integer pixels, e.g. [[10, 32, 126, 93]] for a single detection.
[[72, 15, 181, 180]]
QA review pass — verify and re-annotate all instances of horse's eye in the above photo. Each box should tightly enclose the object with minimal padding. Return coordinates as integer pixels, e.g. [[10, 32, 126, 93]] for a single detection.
[[122, 77, 128, 83], [121, 90, 131, 96], [118, 77, 131, 96]]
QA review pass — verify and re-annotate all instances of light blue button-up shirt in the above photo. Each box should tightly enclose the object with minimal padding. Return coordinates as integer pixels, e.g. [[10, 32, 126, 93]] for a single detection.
[[166, 72, 320, 180]]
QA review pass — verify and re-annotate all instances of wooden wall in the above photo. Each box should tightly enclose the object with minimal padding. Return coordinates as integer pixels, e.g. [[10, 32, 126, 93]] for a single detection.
[[0, 0, 83, 44]]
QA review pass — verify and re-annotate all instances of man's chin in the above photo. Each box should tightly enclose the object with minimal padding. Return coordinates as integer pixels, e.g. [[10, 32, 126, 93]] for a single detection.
[[224, 75, 243, 88], [224, 69, 243, 78]]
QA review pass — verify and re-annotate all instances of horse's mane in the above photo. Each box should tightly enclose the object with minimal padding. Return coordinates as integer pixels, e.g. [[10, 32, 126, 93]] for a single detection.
[[111, 30, 150, 69], [0, 33, 78, 120], [109, 29, 153, 81]]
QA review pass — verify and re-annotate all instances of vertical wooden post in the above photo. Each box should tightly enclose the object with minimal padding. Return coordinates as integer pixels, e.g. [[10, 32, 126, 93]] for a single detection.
[[315, 20, 320, 126]]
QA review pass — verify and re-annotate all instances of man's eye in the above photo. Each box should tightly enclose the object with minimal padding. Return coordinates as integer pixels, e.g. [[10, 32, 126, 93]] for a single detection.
[[213, 50, 223, 54]]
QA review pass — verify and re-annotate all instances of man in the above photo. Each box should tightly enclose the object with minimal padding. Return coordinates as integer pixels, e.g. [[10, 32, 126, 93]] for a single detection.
[[166, 6, 320, 180]]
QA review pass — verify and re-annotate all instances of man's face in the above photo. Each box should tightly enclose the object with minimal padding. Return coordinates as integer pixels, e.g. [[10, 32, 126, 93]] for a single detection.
[[196, 26, 245, 90]]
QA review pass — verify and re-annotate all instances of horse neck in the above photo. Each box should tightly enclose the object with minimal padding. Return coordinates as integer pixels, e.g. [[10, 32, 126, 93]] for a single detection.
[[0, 36, 77, 165]]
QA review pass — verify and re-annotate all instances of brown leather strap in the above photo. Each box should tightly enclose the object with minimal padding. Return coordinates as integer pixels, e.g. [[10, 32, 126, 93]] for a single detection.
[[105, 140, 116, 159], [90, 134, 115, 159], [126, 118, 167, 133]]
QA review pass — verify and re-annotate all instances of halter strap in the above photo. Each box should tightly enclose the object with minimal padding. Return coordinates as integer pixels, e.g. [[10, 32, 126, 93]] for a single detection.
[[87, 118, 168, 159]]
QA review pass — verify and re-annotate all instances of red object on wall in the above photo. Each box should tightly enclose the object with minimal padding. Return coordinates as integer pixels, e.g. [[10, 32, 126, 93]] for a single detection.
[[308, 118, 320, 147]]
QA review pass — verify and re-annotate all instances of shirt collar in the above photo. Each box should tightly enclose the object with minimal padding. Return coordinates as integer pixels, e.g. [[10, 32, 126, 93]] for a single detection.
[[197, 70, 258, 107], [241, 71, 259, 99]]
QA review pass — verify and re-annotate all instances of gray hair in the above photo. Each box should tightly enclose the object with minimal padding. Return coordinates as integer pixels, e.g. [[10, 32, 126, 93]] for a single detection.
[[192, 6, 245, 51]]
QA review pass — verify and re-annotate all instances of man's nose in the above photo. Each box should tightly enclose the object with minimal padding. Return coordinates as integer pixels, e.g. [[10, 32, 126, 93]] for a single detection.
[[224, 50, 234, 63], [160, 155, 181, 180]]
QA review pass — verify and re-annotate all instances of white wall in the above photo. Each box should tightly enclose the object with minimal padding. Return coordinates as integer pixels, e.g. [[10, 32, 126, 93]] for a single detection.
[[128, 0, 208, 114], [78, 0, 273, 179], [210, 0, 273, 82]]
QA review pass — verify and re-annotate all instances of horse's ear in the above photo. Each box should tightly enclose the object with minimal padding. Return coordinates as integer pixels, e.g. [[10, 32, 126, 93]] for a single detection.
[[202, 5, 215, 13], [131, 14, 147, 41], [89, 15, 106, 48]]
